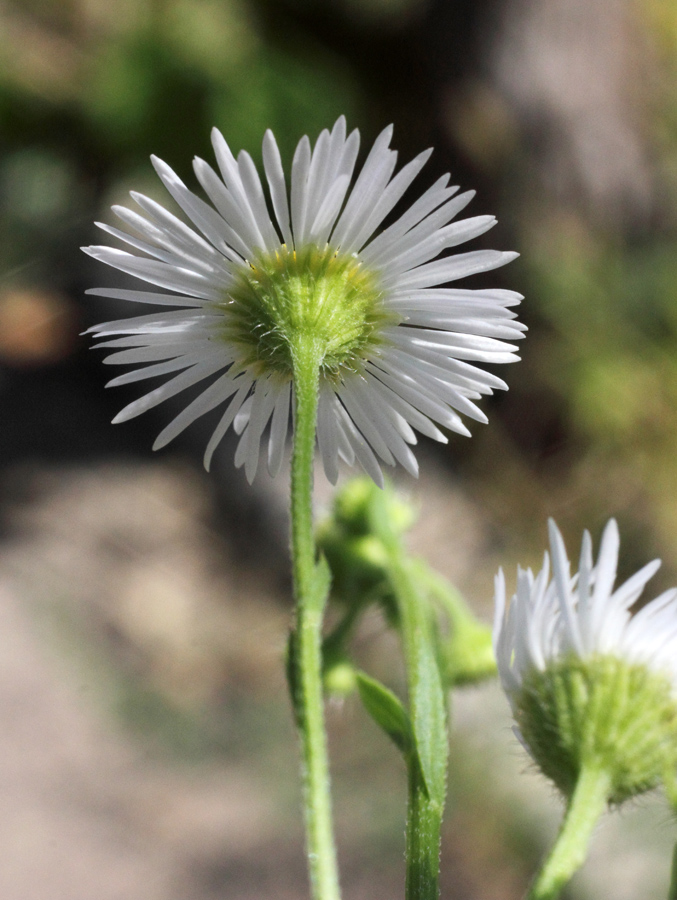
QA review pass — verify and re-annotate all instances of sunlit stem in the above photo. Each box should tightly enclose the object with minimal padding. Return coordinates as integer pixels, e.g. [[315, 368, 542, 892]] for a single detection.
[[289, 334, 340, 900], [527, 766, 609, 900]]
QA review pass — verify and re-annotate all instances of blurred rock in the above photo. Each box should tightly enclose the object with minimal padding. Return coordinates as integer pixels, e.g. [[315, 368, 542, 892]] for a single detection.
[[489, 0, 655, 226]]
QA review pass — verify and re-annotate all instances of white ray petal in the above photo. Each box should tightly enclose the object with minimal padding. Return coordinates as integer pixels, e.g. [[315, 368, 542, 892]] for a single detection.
[[237, 149, 281, 252], [112, 358, 226, 423], [290, 135, 312, 248], [210, 129, 271, 253], [346, 148, 433, 253], [262, 129, 293, 247], [338, 378, 396, 465], [129, 190, 231, 259], [204, 376, 254, 470], [382, 215, 497, 277], [360, 186, 472, 267], [101, 214, 222, 275], [85, 287, 205, 308], [336, 401, 386, 488], [267, 380, 291, 477], [317, 384, 341, 484], [151, 156, 242, 257], [330, 123, 395, 248], [153, 372, 244, 449], [331, 148, 397, 251], [105, 351, 222, 387], [494, 517, 677, 717], [366, 360, 472, 437], [363, 372, 448, 443], [386, 250, 520, 290], [83, 246, 226, 300], [548, 519, 584, 656], [192, 158, 258, 256]]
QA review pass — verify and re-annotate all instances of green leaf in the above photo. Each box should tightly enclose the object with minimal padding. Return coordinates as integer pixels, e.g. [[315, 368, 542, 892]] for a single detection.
[[408, 620, 448, 806], [356, 671, 414, 758]]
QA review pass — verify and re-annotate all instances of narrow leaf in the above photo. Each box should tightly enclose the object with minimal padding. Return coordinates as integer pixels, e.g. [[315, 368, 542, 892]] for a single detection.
[[356, 671, 415, 757], [409, 622, 448, 805]]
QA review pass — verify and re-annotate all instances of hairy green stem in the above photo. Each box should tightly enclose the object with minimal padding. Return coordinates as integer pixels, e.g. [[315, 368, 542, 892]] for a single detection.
[[289, 335, 340, 900], [369, 491, 447, 900], [528, 766, 609, 900], [405, 759, 443, 900]]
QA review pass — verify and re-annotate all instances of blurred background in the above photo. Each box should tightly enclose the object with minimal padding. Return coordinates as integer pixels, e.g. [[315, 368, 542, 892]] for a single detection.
[[1, 0, 677, 897]]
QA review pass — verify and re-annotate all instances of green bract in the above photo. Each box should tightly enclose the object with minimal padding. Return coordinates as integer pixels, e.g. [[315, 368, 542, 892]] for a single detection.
[[218, 244, 395, 380], [516, 655, 677, 803]]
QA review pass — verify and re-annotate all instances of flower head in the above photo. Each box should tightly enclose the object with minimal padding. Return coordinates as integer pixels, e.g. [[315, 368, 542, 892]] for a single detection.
[[85, 117, 524, 484], [494, 519, 677, 802]]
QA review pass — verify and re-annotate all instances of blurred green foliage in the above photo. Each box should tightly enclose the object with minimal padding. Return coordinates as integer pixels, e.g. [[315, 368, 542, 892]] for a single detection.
[[0, 0, 360, 283]]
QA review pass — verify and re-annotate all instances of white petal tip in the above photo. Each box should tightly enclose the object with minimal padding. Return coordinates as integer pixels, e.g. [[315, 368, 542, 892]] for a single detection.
[[547, 518, 561, 538]]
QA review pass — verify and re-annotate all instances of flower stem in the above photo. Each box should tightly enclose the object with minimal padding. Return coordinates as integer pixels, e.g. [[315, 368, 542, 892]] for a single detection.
[[367, 489, 447, 900], [405, 758, 443, 900], [289, 335, 340, 900], [527, 766, 610, 900]]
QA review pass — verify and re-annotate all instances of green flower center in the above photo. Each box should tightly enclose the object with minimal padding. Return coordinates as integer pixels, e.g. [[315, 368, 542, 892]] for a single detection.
[[215, 244, 396, 380], [515, 655, 677, 803]]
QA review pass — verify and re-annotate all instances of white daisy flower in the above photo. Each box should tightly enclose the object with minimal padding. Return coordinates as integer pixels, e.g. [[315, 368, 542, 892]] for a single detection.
[[84, 117, 524, 485], [494, 518, 677, 802]]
